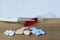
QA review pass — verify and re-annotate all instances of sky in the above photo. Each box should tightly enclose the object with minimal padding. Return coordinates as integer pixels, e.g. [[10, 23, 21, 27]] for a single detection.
[[0, 0, 60, 18]]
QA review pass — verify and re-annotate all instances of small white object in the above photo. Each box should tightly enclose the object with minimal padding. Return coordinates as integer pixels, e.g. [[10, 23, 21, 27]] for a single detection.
[[4, 30, 10, 36], [15, 29, 24, 34], [9, 32, 15, 36], [24, 30, 31, 35], [4, 30, 15, 36]]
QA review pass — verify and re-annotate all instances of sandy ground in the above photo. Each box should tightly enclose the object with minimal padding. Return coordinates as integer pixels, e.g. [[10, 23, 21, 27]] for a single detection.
[[0, 18, 60, 40]]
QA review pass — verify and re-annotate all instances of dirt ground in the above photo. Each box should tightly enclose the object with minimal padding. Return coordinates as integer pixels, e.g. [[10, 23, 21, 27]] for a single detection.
[[0, 18, 60, 40]]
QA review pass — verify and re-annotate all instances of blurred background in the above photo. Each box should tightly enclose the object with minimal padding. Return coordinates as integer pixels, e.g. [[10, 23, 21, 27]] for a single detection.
[[0, 0, 60, 18]]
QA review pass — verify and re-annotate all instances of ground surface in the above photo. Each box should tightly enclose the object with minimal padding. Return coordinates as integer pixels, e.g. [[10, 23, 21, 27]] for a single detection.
[[0, 18, 60, 40]]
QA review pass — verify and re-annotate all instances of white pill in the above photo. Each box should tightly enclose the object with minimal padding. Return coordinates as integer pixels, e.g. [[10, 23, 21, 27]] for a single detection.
[[15, 29, 24, 34], [9, 32, 14, 36], [4, 30, 10, 36], [24, 30, 31, 36]]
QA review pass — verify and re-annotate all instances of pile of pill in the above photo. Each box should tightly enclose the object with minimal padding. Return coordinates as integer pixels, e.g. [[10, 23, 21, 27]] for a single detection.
[[30, 27, 46, 36], [4, 30, 15, 36]]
